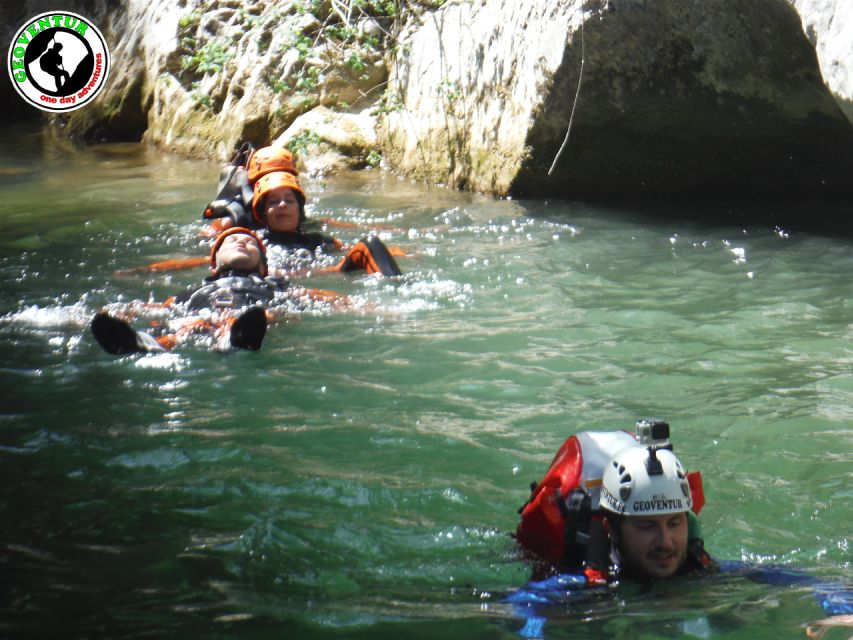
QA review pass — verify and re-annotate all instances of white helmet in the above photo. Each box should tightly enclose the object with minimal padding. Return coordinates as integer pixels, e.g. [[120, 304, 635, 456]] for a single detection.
[[599, 445, 692, 516]]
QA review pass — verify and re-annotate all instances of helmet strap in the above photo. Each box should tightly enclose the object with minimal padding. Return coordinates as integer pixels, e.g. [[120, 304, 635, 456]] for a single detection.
[[602, 512, 620, 541], [585, 515, 611, 573], [256, 196, 268, 223]]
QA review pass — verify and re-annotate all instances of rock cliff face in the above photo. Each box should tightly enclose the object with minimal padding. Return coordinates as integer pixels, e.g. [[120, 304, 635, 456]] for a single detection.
[[791, 0, 853, 125], [5, 0, 390, 161], [5, 0, 852, 199], [384, 0, 853, 198], [380, 0, 579, 193]]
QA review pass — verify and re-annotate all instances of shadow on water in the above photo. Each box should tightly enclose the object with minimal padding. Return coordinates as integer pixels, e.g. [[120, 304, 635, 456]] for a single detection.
[[4, 119, 850, 238], [521, 194, 853, 239]]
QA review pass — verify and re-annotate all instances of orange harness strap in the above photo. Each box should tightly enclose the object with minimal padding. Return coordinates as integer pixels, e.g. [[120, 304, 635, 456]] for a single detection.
[[200, 218, 230, 237], [151, 317, 214, 350], [115, 256, 209, 275], [317, 217, 399, 232], [152, 312, 254, 350], [155, 334, 178, 350]]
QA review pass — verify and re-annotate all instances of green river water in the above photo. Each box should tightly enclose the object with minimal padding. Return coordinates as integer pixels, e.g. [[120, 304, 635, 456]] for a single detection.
[[0, 124, 850, 639]]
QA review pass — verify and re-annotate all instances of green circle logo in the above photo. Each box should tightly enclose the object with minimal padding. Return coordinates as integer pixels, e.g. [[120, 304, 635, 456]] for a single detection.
[[7, 11, 110, 112]]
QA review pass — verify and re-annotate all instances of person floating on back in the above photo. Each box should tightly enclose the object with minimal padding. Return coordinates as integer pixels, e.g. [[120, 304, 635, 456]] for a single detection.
[[91, 227, 345, 354]]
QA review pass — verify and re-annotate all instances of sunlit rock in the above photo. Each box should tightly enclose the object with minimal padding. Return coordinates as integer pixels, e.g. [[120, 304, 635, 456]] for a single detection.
[[382, 0, 853, 198]]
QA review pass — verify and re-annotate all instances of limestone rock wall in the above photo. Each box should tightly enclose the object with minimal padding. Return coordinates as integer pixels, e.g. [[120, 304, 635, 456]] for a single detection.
[[382, 0, 853, 198], [790, 0, 853, 125], [12, 0, 390, 162], [380, 0, 584, 193]]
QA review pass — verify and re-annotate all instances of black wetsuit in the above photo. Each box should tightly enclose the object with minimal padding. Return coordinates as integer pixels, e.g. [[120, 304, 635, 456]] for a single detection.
[[263, 228, 339, 253], [91, 270, 287, 355], [172, 269, 290, 311]]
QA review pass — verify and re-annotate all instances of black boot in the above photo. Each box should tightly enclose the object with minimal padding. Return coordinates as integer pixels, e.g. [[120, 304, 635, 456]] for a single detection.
[[230, 306, 267, 350], [91, 312, 165, 354]]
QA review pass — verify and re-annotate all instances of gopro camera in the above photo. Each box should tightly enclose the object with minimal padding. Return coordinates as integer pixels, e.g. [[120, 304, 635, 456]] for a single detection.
[[636, 419, 671, 447]]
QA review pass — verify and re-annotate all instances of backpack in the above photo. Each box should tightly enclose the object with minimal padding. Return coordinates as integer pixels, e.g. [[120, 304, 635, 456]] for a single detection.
[[202, 142, 255, 227]]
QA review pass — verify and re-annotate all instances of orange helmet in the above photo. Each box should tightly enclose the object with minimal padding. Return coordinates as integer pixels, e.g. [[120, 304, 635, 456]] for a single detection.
[[252, 171, 306, 226], [246, 145, 298, 183], [209, 227, 268, 277]]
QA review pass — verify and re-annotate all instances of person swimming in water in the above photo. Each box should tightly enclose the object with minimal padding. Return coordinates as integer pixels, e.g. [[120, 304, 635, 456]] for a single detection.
[[251, 169, 403, 276], [91, 227, 345, 354], [203, 144, 403, 277], [596, 443, 714, 581], [509, 421, 851, 639], [515, 420, 714, 586]]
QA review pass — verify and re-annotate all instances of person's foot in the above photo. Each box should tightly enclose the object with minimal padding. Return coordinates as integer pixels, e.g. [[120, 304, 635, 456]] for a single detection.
[[338, 236, 403, 276], [364, 235, 403, 276], [230, 306, 267, 350], [91, 312, 165, 354]]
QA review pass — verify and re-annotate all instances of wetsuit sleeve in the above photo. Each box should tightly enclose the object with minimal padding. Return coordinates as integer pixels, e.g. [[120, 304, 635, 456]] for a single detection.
[[203, 203, 254, 229], [718, 561, 853, 616], [504, 574, 591, 639]]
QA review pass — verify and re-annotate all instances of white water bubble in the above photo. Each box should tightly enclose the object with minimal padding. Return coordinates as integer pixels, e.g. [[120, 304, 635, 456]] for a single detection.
[[442, 488, 466, 504], [729, 246, 747, 264], [682, 617, 711, 639], [132, 353, 185, 370], [2, 303, 90, 328]]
